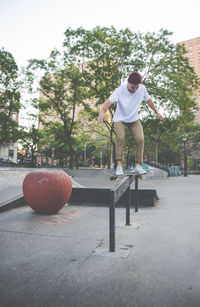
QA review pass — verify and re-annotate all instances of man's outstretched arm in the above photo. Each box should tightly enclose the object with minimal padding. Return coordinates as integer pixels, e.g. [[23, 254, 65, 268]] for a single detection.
[[97, 99, 112, 124], [147, 99, 164, 120]]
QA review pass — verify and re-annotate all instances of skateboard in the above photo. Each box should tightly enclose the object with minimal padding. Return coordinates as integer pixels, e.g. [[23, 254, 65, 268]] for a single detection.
[[109, 171, 147, 182]]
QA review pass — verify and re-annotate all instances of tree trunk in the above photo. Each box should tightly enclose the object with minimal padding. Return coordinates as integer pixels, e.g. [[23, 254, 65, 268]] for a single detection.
[[69, 153, 74, 169], [69, 144, 74, 169], [155, 142, 158, 162], [75, 153, 79, 169], [31, 147, 34, 163]]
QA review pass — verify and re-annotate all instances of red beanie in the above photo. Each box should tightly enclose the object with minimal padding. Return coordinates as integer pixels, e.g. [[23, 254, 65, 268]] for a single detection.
[[127, 72, 142, 84]]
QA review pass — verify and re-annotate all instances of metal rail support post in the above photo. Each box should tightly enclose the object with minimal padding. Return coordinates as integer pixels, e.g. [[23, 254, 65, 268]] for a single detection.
[[135, 176, 139, 212], [109, 174, 138, 252]]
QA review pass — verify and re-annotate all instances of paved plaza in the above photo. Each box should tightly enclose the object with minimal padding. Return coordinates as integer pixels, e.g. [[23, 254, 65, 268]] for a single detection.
[[0, 169, 200, 307]]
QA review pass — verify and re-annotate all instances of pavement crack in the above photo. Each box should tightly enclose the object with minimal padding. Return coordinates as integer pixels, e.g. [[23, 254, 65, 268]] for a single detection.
[[78, 239, 104, 267], [0, 228, 82, 240]]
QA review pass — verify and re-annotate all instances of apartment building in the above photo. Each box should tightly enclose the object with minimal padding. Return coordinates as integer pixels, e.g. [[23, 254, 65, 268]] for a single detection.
[[178, 36, 200, 123], [0, 88, 19, 163]]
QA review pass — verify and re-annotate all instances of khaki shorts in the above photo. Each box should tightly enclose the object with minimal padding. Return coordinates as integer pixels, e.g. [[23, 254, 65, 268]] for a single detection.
[[114, 120, 144, 163]]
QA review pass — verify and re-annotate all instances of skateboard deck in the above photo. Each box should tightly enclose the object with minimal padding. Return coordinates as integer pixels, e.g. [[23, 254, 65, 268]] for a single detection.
[[109, 171, 147, 182]]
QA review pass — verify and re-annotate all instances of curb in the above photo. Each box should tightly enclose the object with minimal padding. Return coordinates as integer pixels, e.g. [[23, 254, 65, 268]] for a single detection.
[[0, 196, 26, 213]]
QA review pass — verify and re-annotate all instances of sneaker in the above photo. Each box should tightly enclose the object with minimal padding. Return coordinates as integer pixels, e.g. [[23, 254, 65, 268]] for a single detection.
[[116, 166, 124, 176], [132, 165, 147, 175]]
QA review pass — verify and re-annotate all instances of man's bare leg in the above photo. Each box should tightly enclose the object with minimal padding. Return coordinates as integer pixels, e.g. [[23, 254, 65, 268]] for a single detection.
[[116, 160, 124, 175], [135, 162, 140, 167], [117, 160, 122, 167]]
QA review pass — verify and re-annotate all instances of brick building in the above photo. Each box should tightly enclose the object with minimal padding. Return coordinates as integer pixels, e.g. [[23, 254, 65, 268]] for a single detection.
[[0, 88, 19, 163], [178, 37, 200, 167], [178, 36, 200, 123]]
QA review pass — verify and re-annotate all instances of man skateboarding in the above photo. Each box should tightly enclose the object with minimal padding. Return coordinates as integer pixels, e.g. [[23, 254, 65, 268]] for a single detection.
[[97, 71, 163, 175]]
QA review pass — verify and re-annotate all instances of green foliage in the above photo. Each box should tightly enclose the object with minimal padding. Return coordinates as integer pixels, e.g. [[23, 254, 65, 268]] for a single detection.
[[0, 48, 21, 144], [22, 26, 200, 167], [38, 122, 68, 165], [0, 48, 18, 87], [63, 26, 137, 106], [134, 30, 199, 122], [143, 117, 183, 163], [63, 27, 199, 166], [19, 125, 40, 160], [25, 51, 88, 167], [63, 26, 139, 164]]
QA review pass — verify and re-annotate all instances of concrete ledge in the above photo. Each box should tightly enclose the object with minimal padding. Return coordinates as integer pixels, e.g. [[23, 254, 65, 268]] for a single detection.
[[0, 187, 158, 213], [69, 188, 158, 207], [0, 196, 26, 213]]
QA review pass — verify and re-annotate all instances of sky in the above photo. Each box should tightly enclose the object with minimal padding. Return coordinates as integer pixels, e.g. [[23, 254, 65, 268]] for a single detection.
[[0, 0, 200, 69]]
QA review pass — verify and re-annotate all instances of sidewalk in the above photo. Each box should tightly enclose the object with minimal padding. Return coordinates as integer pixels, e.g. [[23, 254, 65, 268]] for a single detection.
[[0, 168, 29, 206], [0, 175, 200, 307]]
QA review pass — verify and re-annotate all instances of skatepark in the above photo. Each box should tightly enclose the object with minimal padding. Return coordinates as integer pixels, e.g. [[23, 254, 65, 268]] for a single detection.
[[0, 167, 200, 307]]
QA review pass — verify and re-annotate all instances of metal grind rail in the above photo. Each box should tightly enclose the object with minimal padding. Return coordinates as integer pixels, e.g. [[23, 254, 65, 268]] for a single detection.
[[109, 173, 139, 252]]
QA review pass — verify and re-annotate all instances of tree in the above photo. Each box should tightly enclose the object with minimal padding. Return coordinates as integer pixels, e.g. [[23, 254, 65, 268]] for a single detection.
[[37, 123, 67, 166], [142, 117, 182, 163], [181, 123, 200, 169], [76, 106, 116, 167], [19, 125, 40, 162], [25, 50, 87, 168], [24, 27, 199, 168], [132, 31, 199, 164], [0, 48, 21, 144], [63, 27, 199, 166], [63, 26, 137, 165], [135, 30, 199, 117]]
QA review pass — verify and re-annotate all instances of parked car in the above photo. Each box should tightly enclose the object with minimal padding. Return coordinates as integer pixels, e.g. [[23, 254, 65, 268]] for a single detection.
[[50, 162, 57, 167], [19, 158, 40, 167], [0, 158, 18, 166]]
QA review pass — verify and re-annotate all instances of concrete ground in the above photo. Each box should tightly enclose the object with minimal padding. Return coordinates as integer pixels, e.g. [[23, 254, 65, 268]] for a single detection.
[[0, 168, 30, 206], [0, 173, 200, 307]]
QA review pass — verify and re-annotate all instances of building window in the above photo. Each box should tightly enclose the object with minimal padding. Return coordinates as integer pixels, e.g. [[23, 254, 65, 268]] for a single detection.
[[189, 46, 193, 50], [189, 40, 192, 44], [8, 149, 14, 158], [189, 52, 193, 56]]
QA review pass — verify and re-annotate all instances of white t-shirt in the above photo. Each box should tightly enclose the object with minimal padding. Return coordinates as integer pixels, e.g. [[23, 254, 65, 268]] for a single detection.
[[109, 84, 150, 123]]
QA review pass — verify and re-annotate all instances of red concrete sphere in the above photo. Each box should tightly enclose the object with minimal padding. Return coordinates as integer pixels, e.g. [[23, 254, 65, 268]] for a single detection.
[[23, 170, 72, 214]]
